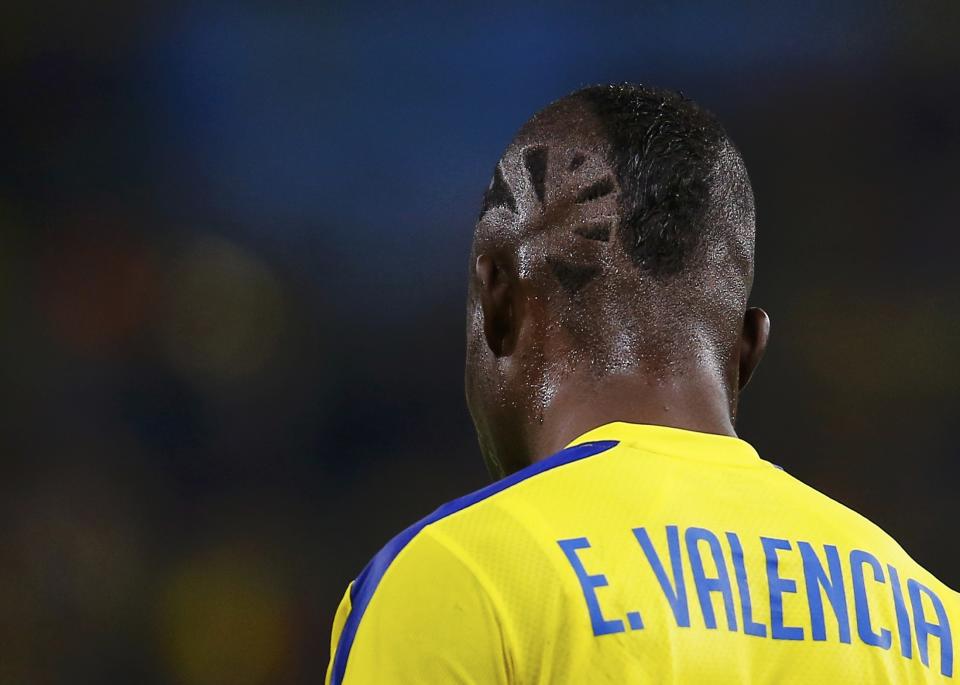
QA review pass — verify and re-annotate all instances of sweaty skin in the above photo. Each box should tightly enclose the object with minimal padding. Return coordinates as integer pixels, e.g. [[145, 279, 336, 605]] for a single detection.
[[464, 93, 769, 478]]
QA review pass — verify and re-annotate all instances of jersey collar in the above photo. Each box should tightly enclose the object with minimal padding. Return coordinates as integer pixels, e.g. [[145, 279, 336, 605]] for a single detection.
[[566, 421, 763, 468]]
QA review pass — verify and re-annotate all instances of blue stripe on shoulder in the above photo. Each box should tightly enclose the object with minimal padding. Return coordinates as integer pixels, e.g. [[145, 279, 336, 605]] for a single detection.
[[329, 439, 618, 684]]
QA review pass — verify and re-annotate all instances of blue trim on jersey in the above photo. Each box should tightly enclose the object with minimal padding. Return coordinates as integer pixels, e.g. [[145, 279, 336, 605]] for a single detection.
[[330, 439, 619, 684]]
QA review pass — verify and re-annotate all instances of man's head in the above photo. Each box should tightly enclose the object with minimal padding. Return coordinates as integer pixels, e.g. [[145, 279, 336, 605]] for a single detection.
[[465, 83, 769, 477]]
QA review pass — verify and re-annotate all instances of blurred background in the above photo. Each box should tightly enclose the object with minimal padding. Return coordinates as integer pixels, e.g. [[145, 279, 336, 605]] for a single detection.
[[2, 1, 958, 682]]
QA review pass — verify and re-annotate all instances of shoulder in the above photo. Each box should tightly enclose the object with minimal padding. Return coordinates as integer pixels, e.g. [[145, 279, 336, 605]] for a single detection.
[[776, 468, 904, 548], [775, 467, 956, 594], [351, 438, 619, 608], [348, 439, 619, 621], [329, 439, 618, 684]]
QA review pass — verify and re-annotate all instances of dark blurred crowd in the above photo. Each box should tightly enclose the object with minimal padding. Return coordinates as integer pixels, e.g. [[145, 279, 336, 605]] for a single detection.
[[2, 2, 958, 683]]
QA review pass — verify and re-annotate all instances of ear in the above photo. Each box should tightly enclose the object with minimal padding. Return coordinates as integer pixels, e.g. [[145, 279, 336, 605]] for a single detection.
[[475, 254, 519, 357], [738, 307, 770, 391]]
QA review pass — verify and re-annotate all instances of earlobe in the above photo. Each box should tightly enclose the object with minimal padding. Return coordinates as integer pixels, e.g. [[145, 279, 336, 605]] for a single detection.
[[738, 307, 770, 391], [476, 254, 518, 357]]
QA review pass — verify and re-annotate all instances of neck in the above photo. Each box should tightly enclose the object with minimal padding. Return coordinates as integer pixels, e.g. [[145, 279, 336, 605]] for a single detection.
[[527, 367, 736, 464]]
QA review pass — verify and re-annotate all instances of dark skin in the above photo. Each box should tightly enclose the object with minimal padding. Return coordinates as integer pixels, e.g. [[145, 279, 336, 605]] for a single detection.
[[464, 103, 770, 479]]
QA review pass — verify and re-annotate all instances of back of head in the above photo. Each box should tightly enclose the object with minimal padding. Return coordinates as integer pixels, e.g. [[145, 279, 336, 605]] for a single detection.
[[466, 83, 759, 474]]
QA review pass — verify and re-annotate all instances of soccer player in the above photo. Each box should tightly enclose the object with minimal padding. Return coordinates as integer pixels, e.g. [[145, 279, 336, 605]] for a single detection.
[[326, 84, 957, 683]]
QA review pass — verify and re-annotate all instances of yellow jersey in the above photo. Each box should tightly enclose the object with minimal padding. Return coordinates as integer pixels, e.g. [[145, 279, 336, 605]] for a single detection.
[[326, 422, 957, 683]]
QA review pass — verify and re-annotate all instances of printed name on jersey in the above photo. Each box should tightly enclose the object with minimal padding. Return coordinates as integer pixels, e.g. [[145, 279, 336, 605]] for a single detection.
[[558, 525, 953, 678]]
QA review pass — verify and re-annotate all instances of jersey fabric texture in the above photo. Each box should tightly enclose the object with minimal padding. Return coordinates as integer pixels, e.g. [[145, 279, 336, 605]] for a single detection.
[[326, 422, 957, 684]]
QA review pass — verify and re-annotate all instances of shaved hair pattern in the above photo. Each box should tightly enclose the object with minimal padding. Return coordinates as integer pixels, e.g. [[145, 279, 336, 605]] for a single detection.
[[479, 84, 745, 283], [472, 82, 756, 377]]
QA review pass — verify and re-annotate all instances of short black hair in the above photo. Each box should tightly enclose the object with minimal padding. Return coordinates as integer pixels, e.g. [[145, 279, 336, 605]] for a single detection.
[[472, 83, 755, 372], [574, 83, 729, 275]]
